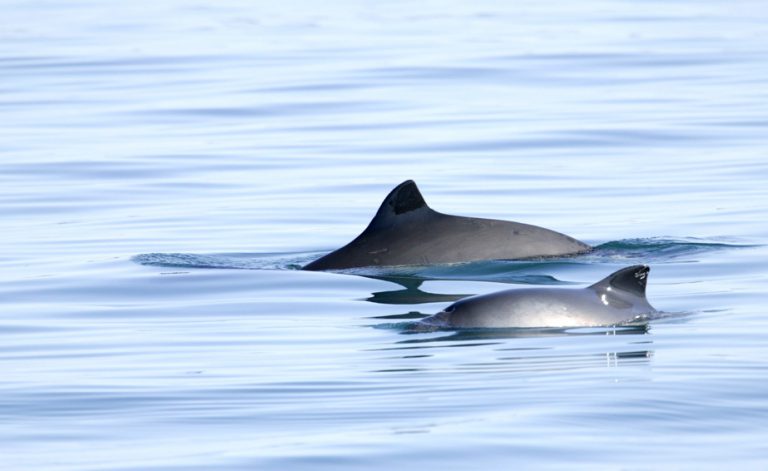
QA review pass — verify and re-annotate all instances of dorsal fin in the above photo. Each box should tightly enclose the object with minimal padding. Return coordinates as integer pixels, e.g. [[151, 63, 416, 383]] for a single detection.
[[589, 265, 650, 297], [364, 180, 431, 231]]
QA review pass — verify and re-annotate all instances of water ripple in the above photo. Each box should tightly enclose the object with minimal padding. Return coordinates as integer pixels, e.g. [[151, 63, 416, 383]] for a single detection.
[[133, 237, 750, 274]]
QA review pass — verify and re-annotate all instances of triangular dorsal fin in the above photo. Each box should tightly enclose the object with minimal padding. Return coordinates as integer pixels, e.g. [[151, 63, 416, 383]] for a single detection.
[[364, 180, 431, 231], [589, 265, 650, 297]]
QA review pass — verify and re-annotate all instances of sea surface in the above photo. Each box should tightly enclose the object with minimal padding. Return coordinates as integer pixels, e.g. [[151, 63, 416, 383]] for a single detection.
[[2, 1, 768, 469]]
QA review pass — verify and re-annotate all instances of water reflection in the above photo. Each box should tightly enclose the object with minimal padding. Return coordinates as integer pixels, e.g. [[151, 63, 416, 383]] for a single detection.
[[365, 276, 469, 305], [358, 266, 568, 286], [396, 324, 651, 343], [362, 271, 564, 306], [369, 317, 653, 372]]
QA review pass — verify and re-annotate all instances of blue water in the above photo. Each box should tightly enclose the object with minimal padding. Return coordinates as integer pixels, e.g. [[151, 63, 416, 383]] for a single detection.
[[3, 1, 768, 469]]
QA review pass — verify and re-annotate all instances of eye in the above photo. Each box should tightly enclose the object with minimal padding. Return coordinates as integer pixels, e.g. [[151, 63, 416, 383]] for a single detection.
[[444, 304, 456, 313]]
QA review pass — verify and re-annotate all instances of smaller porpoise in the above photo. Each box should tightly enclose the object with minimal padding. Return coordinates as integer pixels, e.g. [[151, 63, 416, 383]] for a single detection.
[[421, 265, 658, 329], [303, 180, 590, 270]]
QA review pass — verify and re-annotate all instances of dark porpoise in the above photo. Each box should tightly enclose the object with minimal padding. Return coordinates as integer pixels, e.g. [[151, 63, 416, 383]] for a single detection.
[[303, 180, 590, 270], [421, 265, 658, 329]]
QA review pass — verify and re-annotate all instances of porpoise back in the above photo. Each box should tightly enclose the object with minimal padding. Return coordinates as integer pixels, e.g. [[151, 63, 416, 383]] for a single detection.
[[422, 265, 657, 328], [303, 180, 590, 270]]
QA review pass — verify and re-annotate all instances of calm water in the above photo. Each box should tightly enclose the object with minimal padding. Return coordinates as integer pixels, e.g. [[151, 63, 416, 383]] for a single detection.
[[3, 1, 768, 469]]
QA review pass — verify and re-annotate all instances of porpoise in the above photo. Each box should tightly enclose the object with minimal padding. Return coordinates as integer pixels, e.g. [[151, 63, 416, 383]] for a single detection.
[[420, 265, 658, 329], [303, 180, 590, 270]]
